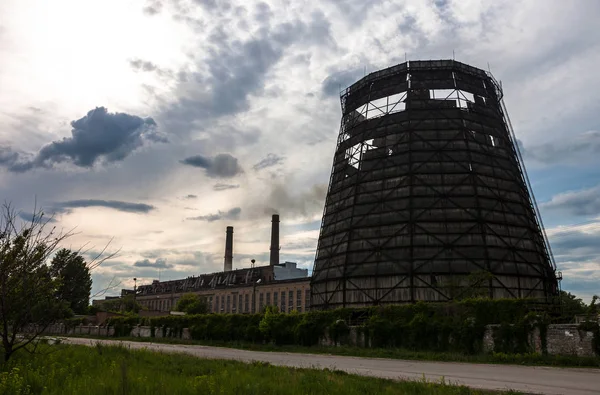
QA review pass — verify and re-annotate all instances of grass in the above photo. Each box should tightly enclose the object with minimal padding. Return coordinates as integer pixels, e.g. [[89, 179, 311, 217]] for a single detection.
[[62, 334, 600, 368], [0, 344, 521, 395]]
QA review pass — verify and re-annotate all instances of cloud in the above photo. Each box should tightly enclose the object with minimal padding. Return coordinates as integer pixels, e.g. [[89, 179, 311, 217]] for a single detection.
[[184, 194, 198, 199], [550, 226, 600, 263], [213, 183, 240, 191], [253, 153, 285, 171], [521, 131, 600, 165], [143, 1, 162, 15], [53, 199, 155, 214], [129, 58, 172, 78], [160, 13, 335, 140], [0, 107, 166, 172], [133, 258, 172, 269], [260, 183, 327, 219], [129, 59, 159, 72], [187, 207, 241, 222], [321, 67, 370, 97], [180, 153, 243, 178], [18, 212, 57, 223], [541, 186, 600, 216]]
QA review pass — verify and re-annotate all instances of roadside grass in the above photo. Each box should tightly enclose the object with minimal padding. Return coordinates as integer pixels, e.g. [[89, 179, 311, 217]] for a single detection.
[[0, 344, 521, 395], [60, 334, 600, 368]]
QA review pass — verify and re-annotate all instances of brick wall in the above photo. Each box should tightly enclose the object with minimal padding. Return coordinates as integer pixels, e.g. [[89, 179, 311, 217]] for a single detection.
[[483, 324, 597, 357], [546, 324, 596, 357]]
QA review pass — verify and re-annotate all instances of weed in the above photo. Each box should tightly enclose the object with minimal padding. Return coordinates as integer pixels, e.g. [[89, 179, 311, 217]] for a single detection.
[[0, 344, 518, 395]]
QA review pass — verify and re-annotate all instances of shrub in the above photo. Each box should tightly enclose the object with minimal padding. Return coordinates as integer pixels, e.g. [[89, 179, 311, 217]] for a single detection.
[[103, 298, 558, 356]]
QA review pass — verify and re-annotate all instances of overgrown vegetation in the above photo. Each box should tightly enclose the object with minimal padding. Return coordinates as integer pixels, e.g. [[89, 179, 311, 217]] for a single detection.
[[107, 298, 586, 355], [98, 294, 142, 314], [174, 293, 209, 315], [0, 344, 520, 395]]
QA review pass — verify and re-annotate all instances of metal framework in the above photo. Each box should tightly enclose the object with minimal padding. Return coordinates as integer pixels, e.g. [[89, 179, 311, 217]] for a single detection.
[[310, 60, 558, 310]]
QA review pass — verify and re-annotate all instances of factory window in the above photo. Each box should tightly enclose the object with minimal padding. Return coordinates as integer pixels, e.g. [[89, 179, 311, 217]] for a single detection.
[[259, 293, 264, 312], [288, 291, 293, 310], [215, 296, 219, 312], [273, 292, 278, 308], [238, 295, 242, 313], [220, 295, 225, 313], [297, 290, 302, 309], [266, 292, 271, 306], [281, 292, 286, 313], [232, 294, 237, 312], [209, 296, 213, 313], [245, 294, 249, 313], [305, 289, 310, 312]]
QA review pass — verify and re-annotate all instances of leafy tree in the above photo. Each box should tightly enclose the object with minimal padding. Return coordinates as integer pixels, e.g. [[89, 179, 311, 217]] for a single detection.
[[50, 249, 92, 314], [0, 205, 72, 361], [175, 293, 208, 315], [100, 294, 142, 314], [0, 204, 117, 361], [555, 291, 588, 322]]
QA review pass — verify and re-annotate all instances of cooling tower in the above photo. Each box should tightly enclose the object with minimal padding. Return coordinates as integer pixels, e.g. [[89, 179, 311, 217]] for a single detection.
[[310, 60, 558, 310]]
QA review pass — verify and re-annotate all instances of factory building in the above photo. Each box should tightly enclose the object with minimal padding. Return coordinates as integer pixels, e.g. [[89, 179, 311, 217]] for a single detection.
[[125, 214, 311, 314]]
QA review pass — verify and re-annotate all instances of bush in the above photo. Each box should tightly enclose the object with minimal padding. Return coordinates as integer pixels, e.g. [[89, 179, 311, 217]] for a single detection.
[[103, 298, 558, 355]]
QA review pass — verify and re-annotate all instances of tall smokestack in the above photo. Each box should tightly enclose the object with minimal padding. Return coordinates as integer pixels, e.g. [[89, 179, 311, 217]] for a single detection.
[[224, 226, 233, 272], [270, 214, 280, 266]]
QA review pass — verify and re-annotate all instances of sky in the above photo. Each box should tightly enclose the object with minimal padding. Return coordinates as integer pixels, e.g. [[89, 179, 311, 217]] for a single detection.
[[0, 0, 599, 302]]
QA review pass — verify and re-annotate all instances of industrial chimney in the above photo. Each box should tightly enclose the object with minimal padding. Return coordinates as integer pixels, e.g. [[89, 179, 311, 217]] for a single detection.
[[269, 214, 279, 266], [224, 226, 233, 272]]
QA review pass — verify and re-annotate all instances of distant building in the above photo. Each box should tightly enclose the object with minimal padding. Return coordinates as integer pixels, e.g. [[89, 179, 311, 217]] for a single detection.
[[93, 214, 312, 315], [112, 263, 310, 314], [274, 261, 309, 281]]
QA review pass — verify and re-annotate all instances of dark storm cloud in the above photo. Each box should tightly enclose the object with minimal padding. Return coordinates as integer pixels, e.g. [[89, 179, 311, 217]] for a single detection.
[[53, 199, 155, 214], [520, 131, 600, 165], [180, 153, 243, 178], [187, 207, 241, 222], [213, 183, 240, 191], [253, 153, 285, 171], [133, 258, 172, 269], [541, 186, 600, 216], [0, 107, 166, 172], [0, 147, 30, 172]]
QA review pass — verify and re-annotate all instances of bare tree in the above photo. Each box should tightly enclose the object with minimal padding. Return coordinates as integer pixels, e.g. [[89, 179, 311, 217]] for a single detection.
[[0, 203, 116, 361]]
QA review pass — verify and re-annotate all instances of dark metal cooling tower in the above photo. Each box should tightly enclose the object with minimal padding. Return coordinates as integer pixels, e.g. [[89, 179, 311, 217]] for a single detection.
[[310, 60, 558, 309]]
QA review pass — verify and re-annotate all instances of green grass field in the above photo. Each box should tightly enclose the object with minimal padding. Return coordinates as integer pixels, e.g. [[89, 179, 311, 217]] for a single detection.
[[62, 334, 600, 368], [0, 344, 521, 395]]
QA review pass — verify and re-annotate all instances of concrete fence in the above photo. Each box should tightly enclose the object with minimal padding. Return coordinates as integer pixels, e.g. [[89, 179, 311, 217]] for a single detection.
[[38, 322, 598, 357], [319, 324, 598, 357]]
